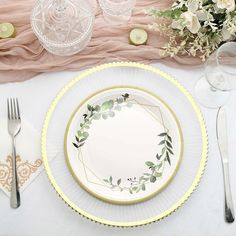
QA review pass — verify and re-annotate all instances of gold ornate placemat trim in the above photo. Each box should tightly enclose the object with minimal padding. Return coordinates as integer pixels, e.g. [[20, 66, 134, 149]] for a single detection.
[[0, 156, 42, 192]]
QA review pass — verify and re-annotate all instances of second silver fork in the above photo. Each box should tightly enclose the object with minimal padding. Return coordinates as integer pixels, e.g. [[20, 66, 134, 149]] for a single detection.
[[7, 98, 21, 208]]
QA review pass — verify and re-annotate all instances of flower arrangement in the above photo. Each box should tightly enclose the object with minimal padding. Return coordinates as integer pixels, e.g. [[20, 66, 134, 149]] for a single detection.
[[148, 0, 236, 60]]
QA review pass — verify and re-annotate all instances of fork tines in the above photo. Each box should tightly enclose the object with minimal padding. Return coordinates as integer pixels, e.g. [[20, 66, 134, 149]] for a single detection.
[[7, 98, 21, 120]]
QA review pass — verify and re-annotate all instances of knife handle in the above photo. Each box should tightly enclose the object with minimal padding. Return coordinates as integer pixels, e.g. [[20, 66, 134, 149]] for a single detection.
[[222, 162, 235, 223]]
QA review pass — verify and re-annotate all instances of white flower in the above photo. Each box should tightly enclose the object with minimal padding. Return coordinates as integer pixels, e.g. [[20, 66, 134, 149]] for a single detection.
[[214, 0, 235, 12], [171, 19, 184, 30], [188, 0, 199, 13], [181, 11, 201, 34], [196, 10, 208, 21], [222, 28, 233, 40], [171, 0, 202, 33]]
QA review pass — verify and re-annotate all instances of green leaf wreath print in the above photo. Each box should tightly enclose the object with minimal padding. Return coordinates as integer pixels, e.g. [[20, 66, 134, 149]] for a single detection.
[[73, 93, 174, 194], [72, 93, 131, 149], [103, 132, 174, 194]]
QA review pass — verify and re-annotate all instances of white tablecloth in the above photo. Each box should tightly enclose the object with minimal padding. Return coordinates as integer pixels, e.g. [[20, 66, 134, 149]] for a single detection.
[[0, 63, 236, 236]]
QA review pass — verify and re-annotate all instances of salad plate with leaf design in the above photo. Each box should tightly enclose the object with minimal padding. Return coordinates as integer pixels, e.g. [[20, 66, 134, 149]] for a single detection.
[[42, 62, 208, 227], [65, 87, 182, 204]]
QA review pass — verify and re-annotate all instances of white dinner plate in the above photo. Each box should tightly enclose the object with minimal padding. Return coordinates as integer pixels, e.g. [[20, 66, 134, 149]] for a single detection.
[[65, 87, 183, 204], [42, 62, 208, 227]]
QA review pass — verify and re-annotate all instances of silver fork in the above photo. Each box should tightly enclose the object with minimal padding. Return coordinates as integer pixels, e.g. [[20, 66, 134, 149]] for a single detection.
[[7, 98, 21, 208]]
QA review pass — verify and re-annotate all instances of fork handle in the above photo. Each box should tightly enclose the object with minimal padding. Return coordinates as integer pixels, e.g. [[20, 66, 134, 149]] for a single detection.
[[222, 162, 234, 223], [10, 136, 20, 208]]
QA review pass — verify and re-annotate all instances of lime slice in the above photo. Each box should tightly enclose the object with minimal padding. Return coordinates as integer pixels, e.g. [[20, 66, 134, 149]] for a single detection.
[[129, 28, 148, 46], [0, 23, 15, 39]]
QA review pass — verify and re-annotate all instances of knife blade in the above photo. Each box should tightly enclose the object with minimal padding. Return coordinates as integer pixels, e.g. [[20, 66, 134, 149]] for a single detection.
[[216, 107, 235, 223]]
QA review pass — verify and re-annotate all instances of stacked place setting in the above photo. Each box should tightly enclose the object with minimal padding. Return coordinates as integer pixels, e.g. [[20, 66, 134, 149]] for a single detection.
[[0, 0, 236, 234]]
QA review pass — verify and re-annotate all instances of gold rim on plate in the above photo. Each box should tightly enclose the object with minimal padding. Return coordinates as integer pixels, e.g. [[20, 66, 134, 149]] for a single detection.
[[64, 86, 184, 205], [41, 62, 208, 227]]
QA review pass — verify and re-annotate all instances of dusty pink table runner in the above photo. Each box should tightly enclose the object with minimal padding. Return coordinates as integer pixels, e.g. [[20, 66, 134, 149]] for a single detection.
[[0, 0, 201, 83]]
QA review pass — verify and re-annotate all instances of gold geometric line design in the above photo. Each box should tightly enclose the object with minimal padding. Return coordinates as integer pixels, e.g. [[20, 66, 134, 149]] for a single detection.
[[131, 99, 169, 132], [0, 155, 42, 192], [159, 103, 168, 133], [65, 85, 183, 206], [78, 149, 140, 192], [79, 150, 131, 192], [79, 148, 89, 182], [77, 98, 169, 190], [78, 150, 107, 187]]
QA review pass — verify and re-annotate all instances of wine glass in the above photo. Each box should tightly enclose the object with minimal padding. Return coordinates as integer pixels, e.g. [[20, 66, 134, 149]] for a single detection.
[[195, 42, 236, 108], [31, 0, 94, 56], [99, 0, 136, 25]]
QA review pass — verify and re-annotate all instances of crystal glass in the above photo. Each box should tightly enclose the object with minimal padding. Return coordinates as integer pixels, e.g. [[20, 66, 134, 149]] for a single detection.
[[195, 42, 236, 108], [99, 0, 136, 25], [31, 0, 94, 56]]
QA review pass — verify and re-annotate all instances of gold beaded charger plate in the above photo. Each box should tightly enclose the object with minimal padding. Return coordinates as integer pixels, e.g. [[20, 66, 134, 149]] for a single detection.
[[42, 62, 208, 227], [65, 87, 183, 204]]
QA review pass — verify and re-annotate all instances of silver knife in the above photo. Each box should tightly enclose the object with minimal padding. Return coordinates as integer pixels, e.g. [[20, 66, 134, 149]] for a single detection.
[[217, 107, 235, 223]]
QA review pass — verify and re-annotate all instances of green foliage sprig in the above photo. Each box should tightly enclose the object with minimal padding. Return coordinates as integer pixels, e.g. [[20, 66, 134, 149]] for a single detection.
[[103, 132, 174, 194], [73, 94, 174, 195], [147, 0, 236, 60], [72, 93, 131, 149]]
